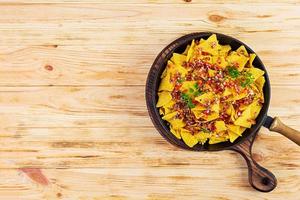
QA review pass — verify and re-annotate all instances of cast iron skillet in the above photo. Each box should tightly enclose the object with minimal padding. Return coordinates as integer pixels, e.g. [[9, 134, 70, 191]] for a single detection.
[[145, 32, 300, 192]]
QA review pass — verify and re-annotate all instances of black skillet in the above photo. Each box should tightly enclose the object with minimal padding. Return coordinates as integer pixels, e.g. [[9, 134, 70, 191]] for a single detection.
[[145, 32, 300, 192]]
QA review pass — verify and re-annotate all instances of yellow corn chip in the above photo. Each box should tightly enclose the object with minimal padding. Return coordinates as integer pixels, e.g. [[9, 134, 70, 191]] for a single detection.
[[215, 121, 226, 132], [156, 91, 172, 107], [159, 107, 164, 115], [180, 81, 197, 92], [158, 73, 174, 91], [198, 34, 220, 55], [170, 127, 181, 139], [182, 45, 191, 55], [181, 129, 198, 147], [186, 39, 196, 62], [228, 130, 240, 143], [212, 55, 228, 69], [169, 119, 185, 130], [211, 100, 220, 113], [195, 92, 214, 104], [248, 53, 256, 67], [162, 111, 177, 121], [203, 112, 219, 122], [227, 124, 246, 136], [247, 67, 265, 81], [163, 100, 175, 115], [226, 52, 249, 71], [171, 53, 187, 67], [194, 132, 210, 144], [209, 136, 228, 144], [208, 69, 217, 77], [234, 106, 252, 128], [255, 76, 265, 92], [219, 44, 231, 56], [237, 45, 249, 57]]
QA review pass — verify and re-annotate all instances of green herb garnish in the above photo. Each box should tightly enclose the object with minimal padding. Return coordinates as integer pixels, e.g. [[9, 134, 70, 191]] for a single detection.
[[194, 82, 199, 90], [228, 67, 240, 79], [189, 88, 194, 93], [241, 72, 254, 87], [193, 90, 202, 97], [177, 78, 184, 83], [181, 93, 195, 108], [201, 128, 210, 133]]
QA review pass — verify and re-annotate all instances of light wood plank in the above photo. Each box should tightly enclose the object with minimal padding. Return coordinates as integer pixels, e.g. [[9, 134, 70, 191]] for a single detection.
[[0, 0, 299, 3], [0, 126, 299, 169], [0, 1, 299, 199], [0, 4, 298, 46], [0, 86, 299, 128], [0, 45, 299, 86], [0, 167, 299, 200]]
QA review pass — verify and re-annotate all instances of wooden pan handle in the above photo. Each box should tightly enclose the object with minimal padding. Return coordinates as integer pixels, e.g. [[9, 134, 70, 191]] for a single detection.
[[230, 135, 277, 192], [269, 117, 300, 146]]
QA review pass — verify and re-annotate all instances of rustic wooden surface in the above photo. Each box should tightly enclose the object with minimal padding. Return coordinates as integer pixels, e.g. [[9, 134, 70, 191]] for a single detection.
[[0, 0, 299, 199]]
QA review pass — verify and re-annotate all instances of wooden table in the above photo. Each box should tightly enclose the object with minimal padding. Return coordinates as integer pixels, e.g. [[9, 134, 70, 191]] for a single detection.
[[0, 1, 299, 199]]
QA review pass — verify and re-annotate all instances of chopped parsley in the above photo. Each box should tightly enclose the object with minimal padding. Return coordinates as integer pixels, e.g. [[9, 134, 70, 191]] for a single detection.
[[241, 72, 254, 87], [201, 128, 210, 133], [193, 90, 202, 97], [228, 67, 240, 79], [181, 93, 195, 108], [177, 78, 184, 83], [187, 83, 202, 97]]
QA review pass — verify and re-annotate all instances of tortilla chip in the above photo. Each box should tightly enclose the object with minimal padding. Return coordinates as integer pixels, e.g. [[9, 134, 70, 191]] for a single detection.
[[208, 69, 217, 77], [162, 111, 177, 121], [249, 100, 262, 119], [234, 106, 252, 128], [226, 52, 249, 72], [215, 121, 226, 132], [248, 53, 256, 67], [163, 100, 175, 115], [209, 136, 228, 144], [203, 112, 219, 122], [247, 67, 265, 81], [170, 127, 181, 139], [194, 132, 210, 144], [219, 44, 231, 56], [182, 45, 191, 55], [211, 100, 220, 113], [237, 45, 249, 57], [156, 91, 172, 107], [227, 124, 246, 136], [171, 53, 187, 67], [212, 55, 228, 69], [158, 73, 174, 91], [198, 34, 220, 55], [181, 129, 198, 147], [180, 81, 197, 92], [228, 130, 240, 142], [186, 39, 196, 62], [195, 92, 214, 104], [169, 119, 185, 130], [255, 76, 265, 92]]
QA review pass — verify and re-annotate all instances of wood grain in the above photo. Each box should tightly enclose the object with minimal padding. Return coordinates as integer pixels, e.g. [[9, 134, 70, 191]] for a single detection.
[[0, 0, 299, 199], [0, 45, 299, 86]]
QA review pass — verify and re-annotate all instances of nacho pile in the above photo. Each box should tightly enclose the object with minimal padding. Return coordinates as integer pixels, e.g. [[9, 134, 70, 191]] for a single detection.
[[156, 34, 265, 147]]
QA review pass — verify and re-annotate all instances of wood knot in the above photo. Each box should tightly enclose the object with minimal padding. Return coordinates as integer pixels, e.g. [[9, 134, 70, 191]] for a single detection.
[[56, 193, 62, 198], [183, 0, 192, 2], [110, 95, 125, 99], [209, 14, 226, 22], [44, 65, 54, 71]]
